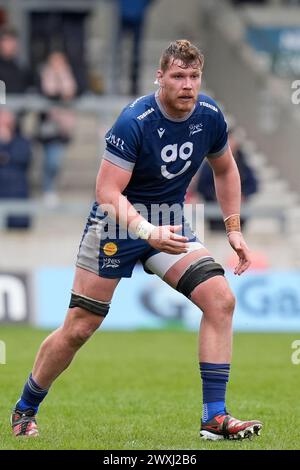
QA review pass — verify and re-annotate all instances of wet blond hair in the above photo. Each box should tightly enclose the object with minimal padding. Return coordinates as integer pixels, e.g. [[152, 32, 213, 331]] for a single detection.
[[159, 39, 204, 72]]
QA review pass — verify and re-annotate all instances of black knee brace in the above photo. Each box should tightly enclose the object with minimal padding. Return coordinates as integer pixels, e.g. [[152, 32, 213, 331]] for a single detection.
[[176, 257, 225, 298], [69, 290, 110, 317]]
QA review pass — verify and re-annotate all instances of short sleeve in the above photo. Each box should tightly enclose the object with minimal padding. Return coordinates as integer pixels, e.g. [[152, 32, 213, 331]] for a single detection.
[[207, 107, 228, 159], [104, 110, 141, 171]]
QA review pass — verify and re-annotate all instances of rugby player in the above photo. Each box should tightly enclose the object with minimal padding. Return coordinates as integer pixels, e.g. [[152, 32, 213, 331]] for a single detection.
[[11, 39, 262, 441]]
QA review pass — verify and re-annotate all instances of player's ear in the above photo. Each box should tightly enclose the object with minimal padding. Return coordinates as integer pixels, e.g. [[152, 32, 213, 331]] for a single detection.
[[156, 70, 163, 87]]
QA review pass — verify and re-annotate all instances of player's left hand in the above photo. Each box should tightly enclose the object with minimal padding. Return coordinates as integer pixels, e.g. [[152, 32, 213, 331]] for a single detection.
[[227, 231, 251, 275]]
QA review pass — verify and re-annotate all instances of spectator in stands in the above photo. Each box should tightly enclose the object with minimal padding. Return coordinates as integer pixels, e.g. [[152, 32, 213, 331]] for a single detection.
[[196, 127, 258, 231], [36, 51, 76, 206], [0, 108, 32, 229], [115, 0, 155, 95], [29, 8, 90, 94], [40, 51, 77, 100], [0, 26, 31, 93]]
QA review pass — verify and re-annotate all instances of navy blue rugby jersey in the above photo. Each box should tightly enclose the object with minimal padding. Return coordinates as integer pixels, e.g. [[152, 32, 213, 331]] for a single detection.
[[103, 92, 228, 206]]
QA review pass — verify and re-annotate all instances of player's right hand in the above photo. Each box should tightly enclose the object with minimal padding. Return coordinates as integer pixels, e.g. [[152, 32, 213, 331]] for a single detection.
[[147, 225, 189, 254]]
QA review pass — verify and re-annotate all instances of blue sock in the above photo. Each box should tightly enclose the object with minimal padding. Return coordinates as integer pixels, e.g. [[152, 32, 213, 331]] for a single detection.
[[199, 362, 230, 422], [16, 373, 48, 414]]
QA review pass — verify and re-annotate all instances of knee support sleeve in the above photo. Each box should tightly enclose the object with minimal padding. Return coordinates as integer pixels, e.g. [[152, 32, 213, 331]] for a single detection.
[[176, 256, 225, 298], [69, 290, 110, 317]]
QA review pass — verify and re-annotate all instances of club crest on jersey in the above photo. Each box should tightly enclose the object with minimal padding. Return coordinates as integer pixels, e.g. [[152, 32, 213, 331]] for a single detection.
[[189, 123, 203, 136], [157, 128, 165, 138]]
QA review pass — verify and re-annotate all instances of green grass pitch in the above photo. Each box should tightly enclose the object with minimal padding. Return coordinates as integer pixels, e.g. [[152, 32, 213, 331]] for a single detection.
[[0, 326, 300, 450]]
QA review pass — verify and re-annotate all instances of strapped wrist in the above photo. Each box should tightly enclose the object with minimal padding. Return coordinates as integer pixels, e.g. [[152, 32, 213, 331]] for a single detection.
[[224, 214, 241, 234], [135, 220, 155, 240]]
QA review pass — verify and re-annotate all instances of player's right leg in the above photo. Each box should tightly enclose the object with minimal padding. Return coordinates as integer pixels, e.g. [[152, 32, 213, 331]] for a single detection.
[[11, 267, 120, 437], [144, 242, 263, 441]]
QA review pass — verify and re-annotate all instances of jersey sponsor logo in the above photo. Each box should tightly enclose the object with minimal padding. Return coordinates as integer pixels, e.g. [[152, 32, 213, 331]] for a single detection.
[[157, 128, 165, 138], [105, 132, 125, 150], [199, 101, 218, 113], [129, 95, 146, 108], [189, 123, 203, 136], [137, 107, 154, 121], [103, 242, 118, 256], [160, 142, 193, 180], [101, 258, 120, 269]]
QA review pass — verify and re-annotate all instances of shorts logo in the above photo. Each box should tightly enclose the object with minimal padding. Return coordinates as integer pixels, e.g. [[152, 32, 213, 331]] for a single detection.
[[101, 258, 120, 269], [103, 242, 118, 256]]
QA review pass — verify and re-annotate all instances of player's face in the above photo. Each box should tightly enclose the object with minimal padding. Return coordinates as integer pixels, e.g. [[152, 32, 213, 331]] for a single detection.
[[157, 60, 202, 118]]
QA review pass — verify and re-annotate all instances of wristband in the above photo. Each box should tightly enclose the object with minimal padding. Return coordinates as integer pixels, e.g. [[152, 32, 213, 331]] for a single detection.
[[135, 220, 155, 240], [224, 214, 241, 234]]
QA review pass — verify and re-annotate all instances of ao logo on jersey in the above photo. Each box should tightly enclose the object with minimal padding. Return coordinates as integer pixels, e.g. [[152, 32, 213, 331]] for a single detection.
[[161, 142, 193, 180]]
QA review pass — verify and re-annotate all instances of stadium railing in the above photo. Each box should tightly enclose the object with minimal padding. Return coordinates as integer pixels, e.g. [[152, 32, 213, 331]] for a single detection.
[[0, 199, 289, 233]]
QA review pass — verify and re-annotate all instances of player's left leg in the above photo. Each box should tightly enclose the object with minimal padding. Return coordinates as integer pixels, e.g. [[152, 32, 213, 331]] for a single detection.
[[11, 268, 119, 437], [145, 247, 262, 440]]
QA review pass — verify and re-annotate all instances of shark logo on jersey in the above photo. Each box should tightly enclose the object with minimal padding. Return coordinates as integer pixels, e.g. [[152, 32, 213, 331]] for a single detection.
[[160, 142, 193, 180], [157, 128, 165, 138], [189, 123, 203, 136]]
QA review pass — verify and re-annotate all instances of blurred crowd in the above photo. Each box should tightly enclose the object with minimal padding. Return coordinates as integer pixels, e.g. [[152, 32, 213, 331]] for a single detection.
[[0, 23, 77, 225], [0, 3, 91, 227], [0, 1, 156, 229]]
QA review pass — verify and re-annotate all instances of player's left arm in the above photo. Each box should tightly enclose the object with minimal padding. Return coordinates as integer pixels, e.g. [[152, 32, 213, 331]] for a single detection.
[[208, 147, 251, 275]]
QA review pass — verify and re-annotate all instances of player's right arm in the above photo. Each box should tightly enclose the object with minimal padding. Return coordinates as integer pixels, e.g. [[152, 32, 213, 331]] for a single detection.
[[97, 105, 188, 254], [96, 160, 188, 255]]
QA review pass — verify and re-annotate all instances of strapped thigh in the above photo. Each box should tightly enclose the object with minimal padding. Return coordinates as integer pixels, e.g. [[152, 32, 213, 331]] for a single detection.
[[176, 256, 225, 298], [69, 290, 110, 317]]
